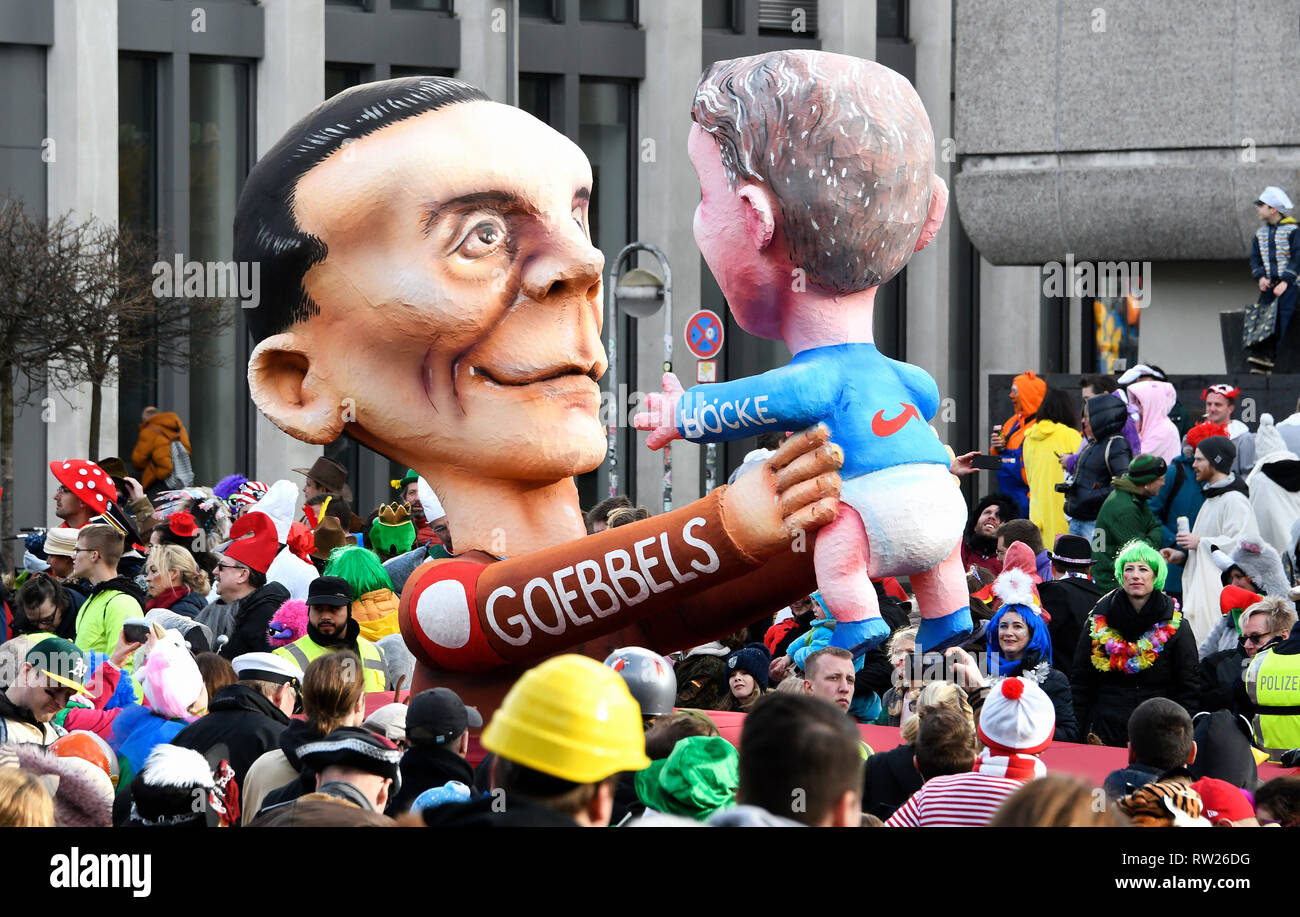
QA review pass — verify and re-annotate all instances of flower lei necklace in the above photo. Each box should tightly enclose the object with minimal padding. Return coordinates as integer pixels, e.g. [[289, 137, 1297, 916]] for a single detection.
[[1090, 605, 1182, 674]]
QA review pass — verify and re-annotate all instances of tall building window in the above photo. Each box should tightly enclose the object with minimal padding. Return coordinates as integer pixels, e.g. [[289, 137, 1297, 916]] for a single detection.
[[188, 58, 251, 483], [518, 73, 554, 126], [758, 0, 817, 35], [118, 55, 161, 458], [520, 0, 556, 19], [580, 0, 635, 22], [877, 0, 908, 38], [325, 64, 363, 98], [389, 65, 456, 78], [702, 0, 735, 30], [391, 0, 452, 10], [578, 78, 634, 505]]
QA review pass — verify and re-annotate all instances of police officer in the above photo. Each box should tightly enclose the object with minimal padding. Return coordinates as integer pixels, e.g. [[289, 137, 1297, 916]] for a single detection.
[[1238, 597, 1300, 760], [274, 576, 387, 692]]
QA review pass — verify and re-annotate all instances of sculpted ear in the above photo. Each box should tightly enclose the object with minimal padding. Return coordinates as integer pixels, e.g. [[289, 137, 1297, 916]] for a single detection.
[[738, 184, 776, 251], [913, 174, 949, 253], [248, 332, 346, 444]]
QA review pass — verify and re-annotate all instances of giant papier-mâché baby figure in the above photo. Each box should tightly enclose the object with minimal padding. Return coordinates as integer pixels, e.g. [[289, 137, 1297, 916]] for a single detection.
[[234, 77, 846, 713], [636, 51, 973, 653]]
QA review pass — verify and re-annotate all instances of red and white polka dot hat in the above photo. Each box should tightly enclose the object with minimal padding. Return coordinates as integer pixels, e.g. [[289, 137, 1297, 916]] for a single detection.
[[49, 459, 114, 515]]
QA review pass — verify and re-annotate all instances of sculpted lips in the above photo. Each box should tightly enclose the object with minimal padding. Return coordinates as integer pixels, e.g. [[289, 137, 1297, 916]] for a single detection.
[[471, 362, 602, 387]]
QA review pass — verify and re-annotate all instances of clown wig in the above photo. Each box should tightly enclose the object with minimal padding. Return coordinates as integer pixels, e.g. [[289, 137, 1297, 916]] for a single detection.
[[1113, 539, 1168, 591]]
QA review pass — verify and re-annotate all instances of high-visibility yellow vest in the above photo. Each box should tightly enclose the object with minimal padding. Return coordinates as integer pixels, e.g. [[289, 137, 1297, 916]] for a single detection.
[[1243, 648, 1300, 761], [274, 635, 387, 693]]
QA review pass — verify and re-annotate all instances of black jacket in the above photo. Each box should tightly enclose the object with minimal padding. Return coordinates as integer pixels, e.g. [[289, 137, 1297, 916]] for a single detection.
[[1063, 395, 1132, 521], [167, 590, 208, 619], [1039, 576, 1101, 670], [1008, 652, 1081, 743], [170, 683, 291, 785], [219, 582, 290, 660], [1200, 645, 1251, 713], [388, 743, 475, 815], [250, 718, 328, 817], [1070, 589, 1200, 746], [420, 793, 578, 827], [862, 742, 922, 821]]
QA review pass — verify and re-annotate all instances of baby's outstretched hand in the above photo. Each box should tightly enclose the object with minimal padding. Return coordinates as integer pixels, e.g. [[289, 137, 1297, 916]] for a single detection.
[[633, 372, 685, 450]]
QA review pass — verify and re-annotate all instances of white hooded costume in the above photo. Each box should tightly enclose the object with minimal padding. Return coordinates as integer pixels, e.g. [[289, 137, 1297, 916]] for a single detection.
[[1247, 414, 1300, 567], [1182, 472, 1260, 645], [247, 480, 318, 600]]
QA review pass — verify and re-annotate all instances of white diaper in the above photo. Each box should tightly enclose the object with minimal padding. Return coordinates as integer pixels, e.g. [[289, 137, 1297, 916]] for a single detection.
[[837, 463, 965, 577]]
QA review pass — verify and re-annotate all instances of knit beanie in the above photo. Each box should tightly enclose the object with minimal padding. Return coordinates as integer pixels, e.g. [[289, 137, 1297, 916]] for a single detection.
[[725, 646, 770, 690], [1184, 421, 1229, 452], [977, 676, 1055, 756], [1127, 453, 1168, 485], [1195, 435, 1236, 474]]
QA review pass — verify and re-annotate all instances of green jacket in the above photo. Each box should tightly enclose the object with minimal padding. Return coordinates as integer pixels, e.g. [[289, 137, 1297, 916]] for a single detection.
[[1091, 476, 1163, 593], [74, 583, 143, 657]]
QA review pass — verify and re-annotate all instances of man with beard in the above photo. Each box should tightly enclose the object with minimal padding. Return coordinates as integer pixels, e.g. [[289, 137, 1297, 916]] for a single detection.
[[1160, 436, 1261, 645], [961, 494, 1017, 578], [274, 577, 387, 693]]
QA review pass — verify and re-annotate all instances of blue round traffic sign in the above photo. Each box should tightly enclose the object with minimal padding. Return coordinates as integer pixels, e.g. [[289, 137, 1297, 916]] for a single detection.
[[685, 309, 725, 360]]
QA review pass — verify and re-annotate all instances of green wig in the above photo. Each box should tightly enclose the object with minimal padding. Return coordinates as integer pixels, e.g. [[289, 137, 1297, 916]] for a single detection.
[[1113, 539, 1168, 591], [323, 544, 396, 600]]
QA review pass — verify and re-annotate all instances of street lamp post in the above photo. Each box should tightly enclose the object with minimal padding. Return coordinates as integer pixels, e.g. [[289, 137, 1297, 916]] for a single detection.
[[607, 242, 672, 514]]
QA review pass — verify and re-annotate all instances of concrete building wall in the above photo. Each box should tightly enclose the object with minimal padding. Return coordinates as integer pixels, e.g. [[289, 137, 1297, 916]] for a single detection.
[[45, 0, 119, 515], [978, 261, 1042, 446], [1138, 261, 1260, 376], [905, 0, 954, 441], [954, 0, 1300, 264], [634, 0, 703, 509], [253, 0, 325, 487]]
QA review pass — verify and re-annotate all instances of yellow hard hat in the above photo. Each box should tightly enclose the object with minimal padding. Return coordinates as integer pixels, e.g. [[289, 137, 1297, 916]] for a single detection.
[[482, 654, 652, 784]]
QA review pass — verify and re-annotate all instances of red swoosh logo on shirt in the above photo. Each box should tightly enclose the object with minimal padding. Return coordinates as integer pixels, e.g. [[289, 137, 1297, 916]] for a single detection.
[[872, 403, 921, 437]]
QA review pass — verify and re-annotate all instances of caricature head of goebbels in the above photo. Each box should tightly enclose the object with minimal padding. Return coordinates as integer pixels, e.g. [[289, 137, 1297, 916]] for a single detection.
[[236, 78, 607, 556]]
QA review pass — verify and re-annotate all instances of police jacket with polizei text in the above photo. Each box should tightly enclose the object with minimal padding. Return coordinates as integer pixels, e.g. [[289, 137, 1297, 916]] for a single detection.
[[1234, 628, 1300, 718]]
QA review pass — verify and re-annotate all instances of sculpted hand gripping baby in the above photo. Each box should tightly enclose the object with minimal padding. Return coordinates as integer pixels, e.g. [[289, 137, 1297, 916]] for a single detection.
[[636, 50, 973, 653]]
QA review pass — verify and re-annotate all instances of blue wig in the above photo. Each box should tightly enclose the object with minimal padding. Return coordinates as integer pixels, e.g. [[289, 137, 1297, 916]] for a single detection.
[[985, 603, 1054, 676]]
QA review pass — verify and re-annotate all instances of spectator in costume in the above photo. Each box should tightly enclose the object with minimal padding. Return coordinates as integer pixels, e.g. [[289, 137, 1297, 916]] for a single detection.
[[1071, 540, 1200, 746]]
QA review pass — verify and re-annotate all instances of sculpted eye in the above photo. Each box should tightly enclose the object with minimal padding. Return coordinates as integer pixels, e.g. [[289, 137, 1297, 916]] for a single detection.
[[572, 205, 588, 237], [455, 216, 507, 259]]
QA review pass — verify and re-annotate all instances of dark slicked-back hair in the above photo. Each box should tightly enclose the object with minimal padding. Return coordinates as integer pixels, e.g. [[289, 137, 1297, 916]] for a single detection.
[[234, 77, 490, 344], [1127, 698, 1194, 771], [737, 693, 863, 826], [692, 50, 935, 293]]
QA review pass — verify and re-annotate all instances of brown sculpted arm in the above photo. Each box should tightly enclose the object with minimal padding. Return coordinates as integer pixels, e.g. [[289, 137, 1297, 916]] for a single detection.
[[400, 426, 842, 671]]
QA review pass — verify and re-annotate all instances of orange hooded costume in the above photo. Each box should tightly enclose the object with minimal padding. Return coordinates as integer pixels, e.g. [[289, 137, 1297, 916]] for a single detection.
[[131, 412, 193, 489], [992, 371, 1047, 518]]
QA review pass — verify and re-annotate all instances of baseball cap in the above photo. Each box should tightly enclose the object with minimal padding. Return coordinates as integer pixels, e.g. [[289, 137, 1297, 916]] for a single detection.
[[26, 638, 91, 695], [407, 687, 483, 746], [1255, 186, 1294, 212], [307, 576, 352, 608]]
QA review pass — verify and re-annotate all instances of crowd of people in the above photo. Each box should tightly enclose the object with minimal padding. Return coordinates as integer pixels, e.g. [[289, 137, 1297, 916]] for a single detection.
[[0, 369, 1299, 829]]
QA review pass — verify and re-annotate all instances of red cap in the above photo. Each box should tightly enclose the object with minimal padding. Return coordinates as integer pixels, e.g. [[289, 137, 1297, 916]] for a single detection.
[[1191, 777, 1255, 823], [168, 511, 199, 539], [1220, 584, 1262, 617], [49, 460, 113, 515], [224, 512, 279, 574]]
